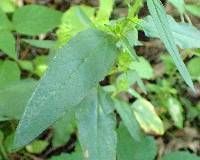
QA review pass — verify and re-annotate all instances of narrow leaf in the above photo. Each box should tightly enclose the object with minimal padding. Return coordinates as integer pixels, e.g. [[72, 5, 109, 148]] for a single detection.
[[147, 0, 194, 91], [14, 29, 117, 149], [76, 89, 117, 160], [114, 100, 143, 141], [142, 15, 200, 49], [76, 7, 93, 27], [22, 39, 56, 49]]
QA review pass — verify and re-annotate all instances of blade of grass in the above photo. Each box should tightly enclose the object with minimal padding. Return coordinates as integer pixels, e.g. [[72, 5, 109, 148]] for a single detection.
[[147, 0, 195, 91]]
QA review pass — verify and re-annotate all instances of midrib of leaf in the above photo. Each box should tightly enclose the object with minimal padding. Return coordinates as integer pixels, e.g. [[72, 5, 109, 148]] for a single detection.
[[88, 103, 111, 159], [147, 0, 194, 91], [77, 89, 116, 160], [96, 106, 109, 158]]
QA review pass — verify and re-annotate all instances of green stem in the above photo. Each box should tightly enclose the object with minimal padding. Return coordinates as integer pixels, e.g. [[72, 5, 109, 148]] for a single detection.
[[0, 142, 9, 160], [129, 0, 144, 17]]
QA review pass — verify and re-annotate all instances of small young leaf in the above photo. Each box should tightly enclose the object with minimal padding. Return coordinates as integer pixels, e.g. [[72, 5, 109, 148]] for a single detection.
[[114, 100, 143, 141], [12, 5, 62, 35], [161, 151, 200, 160], [129, 57, 154, 79], [57, 5, 95, 46], [14, 29, 117, 149], [26, 140, 48, 154], [33, 55, 49, 77], [61, 5, 95, 35], [132, 98, 164, 135], [76, 89, 117, 160], [0, 31, 16, 59], [147, 0, 194, 91], [22, 39, 56, 49], [121, 37, 138, 61], [18, 60, 34, 72], [116, 70, 146, 94], [166, 97, 184, 128], [76, 7, 93, 27], [187, 57, 200, 81], [117, 123, 157, 160]]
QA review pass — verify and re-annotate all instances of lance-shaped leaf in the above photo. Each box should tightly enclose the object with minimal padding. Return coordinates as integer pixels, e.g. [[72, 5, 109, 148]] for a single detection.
[[14, 29, 117, 149], [22, 39, 56, 49], [76, 89, 117, 160], [132, 98, 164, 135], [147, 0, 194, 91], [77, 7, 93, 27], [114, 100, 143, 141]]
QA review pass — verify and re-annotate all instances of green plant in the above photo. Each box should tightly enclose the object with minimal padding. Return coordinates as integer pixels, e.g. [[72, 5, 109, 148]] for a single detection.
[[0, 0, 200, 159]]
